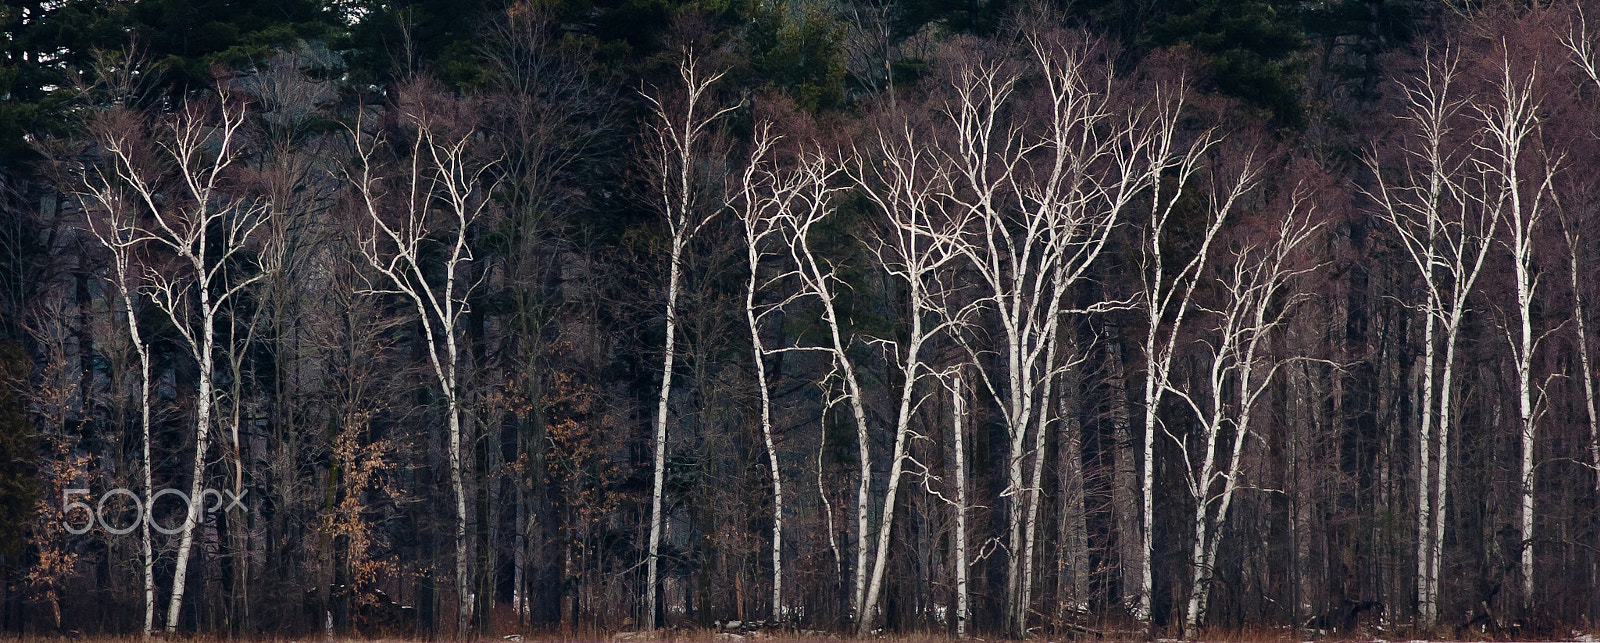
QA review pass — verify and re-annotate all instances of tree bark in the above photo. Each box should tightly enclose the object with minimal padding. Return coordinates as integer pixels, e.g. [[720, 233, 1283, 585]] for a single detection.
[[953, 376, 970, 639], [646, 233, 683, 631]]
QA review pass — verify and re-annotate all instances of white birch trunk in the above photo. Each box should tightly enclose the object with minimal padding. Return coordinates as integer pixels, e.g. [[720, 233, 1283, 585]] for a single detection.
[[1362, 53, 1492, 627], [92, 93, 268, 634], [939, 40, 1133, 632], [1420, 291, 1446, 627], [122, 282, 156, 638], [952, 377, 969, 639], [1133, 87, 1216, 624], [78, 179, 158, 638], [859, 303, 926, 638], [1018, 324, 1060, 634], [756, 294, 783, 624], [646, 233, 682, 631], [1562, 18, 1600, 616], [783, 187, 873, 621], [140, 342, 153, 639], [1179, 202, 1317, 637], [448, 396, 469, 635], [348, 96, 496, 638], [849, 127, 965, 637], [737, 134, 785, 620], [638, 53, 737, 629], [1479, 54, 1552, 611], [166, 269, 216, 633]]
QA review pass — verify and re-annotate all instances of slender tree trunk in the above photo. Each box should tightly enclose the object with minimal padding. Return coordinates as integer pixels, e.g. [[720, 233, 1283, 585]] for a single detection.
[[112, 281, 155, 639], [793, 237, 872, 622], [1005, 338, 1028, 634], [744, 229, 783, 621], [1416, 292, 1437, 628], [858, 326, 926, 638], [1139, 312, 1159, 625], [953, 376, 969, 640], [449, 396, 469, 636], [850, 363, 871, 625], [1185, 300, 1278, 637], [140, 346, 154, 640], [1560, 27, 1600, 619], [167, 304, 215, 633], [108, 270, 155, 639], [816, 416, 843, 623], [224, 320, 253, 634], [647, 234, 685, 631], [1431, 322, 1461, 628], [1184, 491, 1212, 638], [1516, 261, 1536, 612], [1018, 327, 1060, 635]]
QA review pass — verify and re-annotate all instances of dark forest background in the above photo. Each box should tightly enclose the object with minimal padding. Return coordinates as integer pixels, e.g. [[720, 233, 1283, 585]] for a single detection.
[[4, 0, 1600, 639]]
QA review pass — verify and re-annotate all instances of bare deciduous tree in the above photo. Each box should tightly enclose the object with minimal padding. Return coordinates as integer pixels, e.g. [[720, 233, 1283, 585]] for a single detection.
[[1476, 45, 1559, 612], [1364, 50, 1495, 628], [937, 35, 1141, 633], [848, 123, 968, 637], [1174, 182, 1321, 637], [76, 155, 157, 638], [1133, 79, 1221, 624], [347, 83, 498, 637], [640, 49, 738, 631], [94, 85, 271, 632]]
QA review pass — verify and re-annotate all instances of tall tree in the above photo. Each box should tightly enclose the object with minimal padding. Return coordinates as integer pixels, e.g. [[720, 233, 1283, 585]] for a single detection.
[[1364, 50, 1495, 628], [90, 85, 271, 632], [1476, 45, 1558, 612], [76, 148, 157, 638], [847, 118, 970, 637], [1176, 179, 1321, 636], [640, 48, 737, 631], [347, 81, 498, 637], [1133, 79, 1224, 625]]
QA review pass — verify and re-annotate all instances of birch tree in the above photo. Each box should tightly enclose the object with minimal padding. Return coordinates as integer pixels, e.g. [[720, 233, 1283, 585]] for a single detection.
[[934, 36, 1138, 633], [1560, 204, 1599, 611], [640, 50, 738, 630], [848, 123, 968, 637], [1133, 81, 1222, 623], [776, 146, 875, 623], [950, 374, 970, 639], [737, 125, 843, 620], [737, 127, 786, 621], [1562, 11, 1600, 613], [76, 153, 157, 638], [1173, 184, 1320, 637], [1363, 50, 1494, 628], [1476, 48, 1558, 611], [346, 85, 497, 638], [91, 87, 271, 633]]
